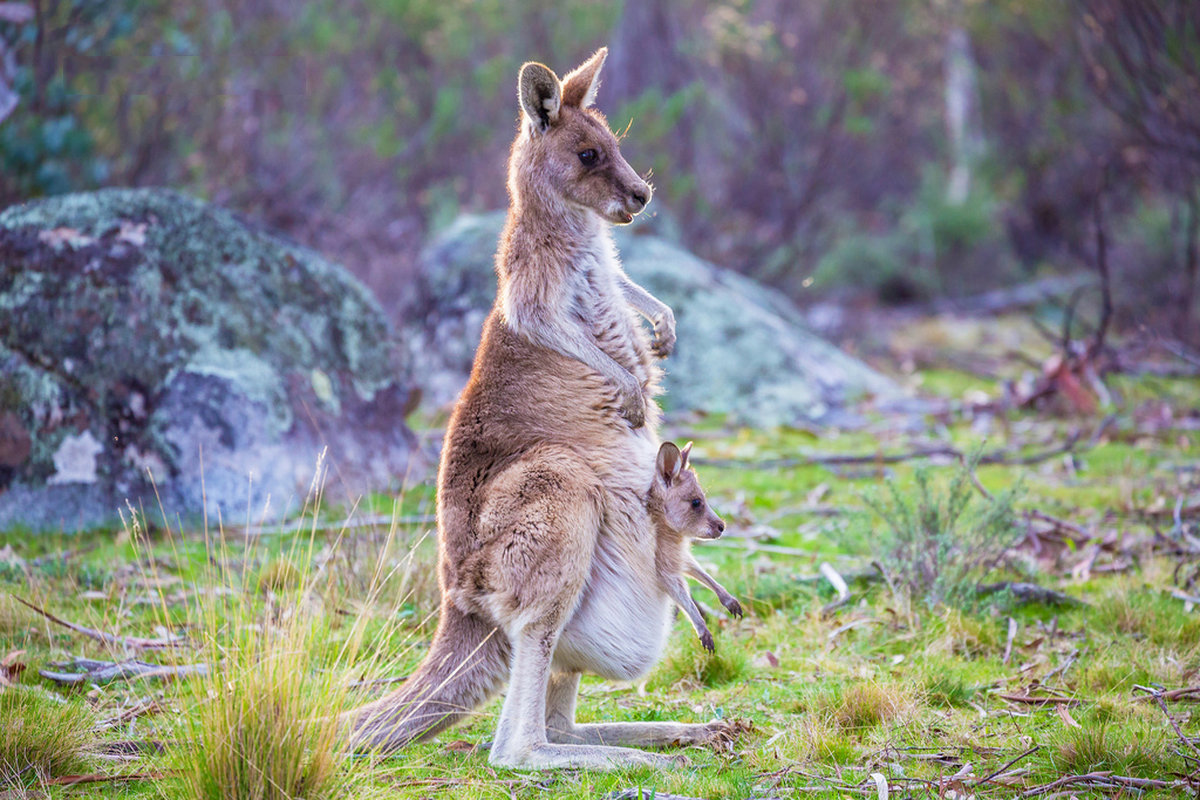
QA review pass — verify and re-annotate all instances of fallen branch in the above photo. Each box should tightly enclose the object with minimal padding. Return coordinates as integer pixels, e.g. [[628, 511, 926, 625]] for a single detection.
[[977, 582, 1085, 607], [973, 745, 1040, 789], [693, 433, 1088, 472], [1020, 771, 1179, 797], [1133, 684, 1200, 777], [40, 657, 207, 686], [96, 699, 167, 731], [11, 595, 184, 650], [43, 771, 172, 787], [996, 693, 1082, 707]]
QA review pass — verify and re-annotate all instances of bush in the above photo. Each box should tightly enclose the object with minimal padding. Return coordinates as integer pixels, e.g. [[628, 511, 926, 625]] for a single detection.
[[867, 452, 1022, 609]]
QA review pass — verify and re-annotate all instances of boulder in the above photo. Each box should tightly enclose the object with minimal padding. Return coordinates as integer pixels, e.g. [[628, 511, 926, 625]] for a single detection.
[[0, 188, 417, 532], [404, 213, 901, 426]]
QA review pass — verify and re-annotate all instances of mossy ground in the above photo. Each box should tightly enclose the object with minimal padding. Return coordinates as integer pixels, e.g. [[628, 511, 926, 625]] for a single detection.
[[1, 314, 1198, 798]]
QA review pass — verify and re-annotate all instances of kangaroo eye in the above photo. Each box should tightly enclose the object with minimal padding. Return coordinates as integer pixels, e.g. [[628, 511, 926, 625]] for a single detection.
[[578, 149, 598, 167], [691, 498, 703, 510]]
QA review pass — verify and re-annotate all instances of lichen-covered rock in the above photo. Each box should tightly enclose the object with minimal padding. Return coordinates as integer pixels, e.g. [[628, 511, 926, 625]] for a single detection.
[[0, 188, 417, 531], [404, 213, 901, 427]]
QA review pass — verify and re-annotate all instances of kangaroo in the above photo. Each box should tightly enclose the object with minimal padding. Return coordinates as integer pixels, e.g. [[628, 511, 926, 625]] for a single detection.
[[649, 441, 743, 654], [347, 48, 739, 770]]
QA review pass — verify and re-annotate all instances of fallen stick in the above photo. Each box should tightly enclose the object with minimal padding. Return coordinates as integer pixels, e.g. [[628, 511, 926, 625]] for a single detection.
[[1020, 771, 1178, 797], [43, 770, 172, 787], [977, 582, 1084, 607], [819, 562, 851, 616], [40, 657, 207, 686], [997, 693, 1082, 706], [1001, 617, 1018, 665], [973, 745, 1040, 789], [11, 595, 184, 650]]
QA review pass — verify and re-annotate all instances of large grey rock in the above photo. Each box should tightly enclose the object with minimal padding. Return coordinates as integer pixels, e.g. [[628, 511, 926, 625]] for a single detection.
[[0, 188, 417, 532], [405, 213, 900, 426]]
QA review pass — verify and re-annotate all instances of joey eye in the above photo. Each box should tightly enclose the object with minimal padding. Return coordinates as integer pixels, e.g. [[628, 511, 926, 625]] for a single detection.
[[578, 149, 598, 167], [690, 498, 703, 510]]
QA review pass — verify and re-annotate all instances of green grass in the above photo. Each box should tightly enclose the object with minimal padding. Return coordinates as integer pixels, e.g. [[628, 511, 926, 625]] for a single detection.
[[1, 353, 1199, 798], [0, 688, 94, 787]]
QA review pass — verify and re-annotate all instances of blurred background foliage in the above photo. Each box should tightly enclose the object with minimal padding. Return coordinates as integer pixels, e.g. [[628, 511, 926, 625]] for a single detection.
[[0, 0, 1196, 339]]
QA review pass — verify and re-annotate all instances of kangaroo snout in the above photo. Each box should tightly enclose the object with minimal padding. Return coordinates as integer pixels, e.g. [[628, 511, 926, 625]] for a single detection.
[[704, 514, 725, 539], [627, 183, 651, 214]]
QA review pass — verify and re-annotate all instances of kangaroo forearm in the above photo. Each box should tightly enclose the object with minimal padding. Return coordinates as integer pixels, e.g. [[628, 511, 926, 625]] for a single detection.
[[664, 575, 708, 635], [620, 275, 671, 323]]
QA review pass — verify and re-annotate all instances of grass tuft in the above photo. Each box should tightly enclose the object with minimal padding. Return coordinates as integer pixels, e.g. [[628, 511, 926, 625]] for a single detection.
[[830, 682, 915, 732], [0, 688, 94, 786], [648, 621, 748, 689], [257, 556, 303, 595]]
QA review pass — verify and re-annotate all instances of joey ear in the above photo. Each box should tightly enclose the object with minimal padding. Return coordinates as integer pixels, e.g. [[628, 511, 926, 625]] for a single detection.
[[519, 62, 561, 132], [656, 441, 682, 487], [679, 441, 693, 469], [561, 47, 607, 108]]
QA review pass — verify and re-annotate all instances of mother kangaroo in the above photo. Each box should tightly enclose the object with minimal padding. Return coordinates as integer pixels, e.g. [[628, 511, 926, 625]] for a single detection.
[[350, 48, 733, 769]]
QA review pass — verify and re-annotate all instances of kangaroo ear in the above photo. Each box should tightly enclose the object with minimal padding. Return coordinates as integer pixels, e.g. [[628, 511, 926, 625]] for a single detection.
[[656, 441, 682, 487], [561, 47, 607, 108], [679, 441, 693, 469], [519, 62, 561, 132]]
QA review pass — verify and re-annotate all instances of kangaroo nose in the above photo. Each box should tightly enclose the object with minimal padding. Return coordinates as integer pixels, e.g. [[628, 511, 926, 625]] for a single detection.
[[630, 184, 651, 212], [716, 518, 725, 533]]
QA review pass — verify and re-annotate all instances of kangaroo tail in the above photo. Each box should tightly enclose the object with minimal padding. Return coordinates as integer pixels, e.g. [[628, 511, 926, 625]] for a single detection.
[[345, 602, 510, 753]]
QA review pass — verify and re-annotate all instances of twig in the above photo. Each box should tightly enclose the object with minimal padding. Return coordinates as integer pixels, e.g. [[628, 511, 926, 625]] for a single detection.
[[973, 745, 1040, 788], [1020, 771, 1178, 797], [96, 699, 166, 731], [11, 595, 184, 650], [42, 771, 172, 787], [694, 433, 1088, 472], [1133, 684, 1200, 774], [827, 618, 882, 643], [819, 562, 850, 616], [996, 693, 1081, 706], [1024, 510, 1092, 542], [977, 582, 1084, 607], [1002, 617, 1018, 665]]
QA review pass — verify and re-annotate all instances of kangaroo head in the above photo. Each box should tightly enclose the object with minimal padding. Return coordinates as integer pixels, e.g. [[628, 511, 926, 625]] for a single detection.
[[512, 47, 652, 225], [652, 441, 725, 540]]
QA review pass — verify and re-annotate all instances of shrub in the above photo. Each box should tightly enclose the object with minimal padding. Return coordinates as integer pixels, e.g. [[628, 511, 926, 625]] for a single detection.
[[867, 452, 1022, 609]]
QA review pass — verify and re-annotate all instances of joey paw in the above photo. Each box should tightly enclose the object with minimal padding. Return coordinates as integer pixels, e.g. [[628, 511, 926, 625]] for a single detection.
[[724, 598, 744, 618], [699, 630, 715, 653]]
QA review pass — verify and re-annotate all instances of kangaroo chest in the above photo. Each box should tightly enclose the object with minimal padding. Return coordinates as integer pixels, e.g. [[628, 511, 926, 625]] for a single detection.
[[569, 238, 648, 382]]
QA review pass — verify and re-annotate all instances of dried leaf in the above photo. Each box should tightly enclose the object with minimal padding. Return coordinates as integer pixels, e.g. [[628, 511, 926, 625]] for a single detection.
[[0, 649, 26, 687], [1055, 703, 1082, 728]]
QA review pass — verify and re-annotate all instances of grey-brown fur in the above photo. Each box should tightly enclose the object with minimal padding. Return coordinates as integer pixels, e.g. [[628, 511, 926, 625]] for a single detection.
[[347, 48, 737, 769], [648, 441, 743, 654]]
